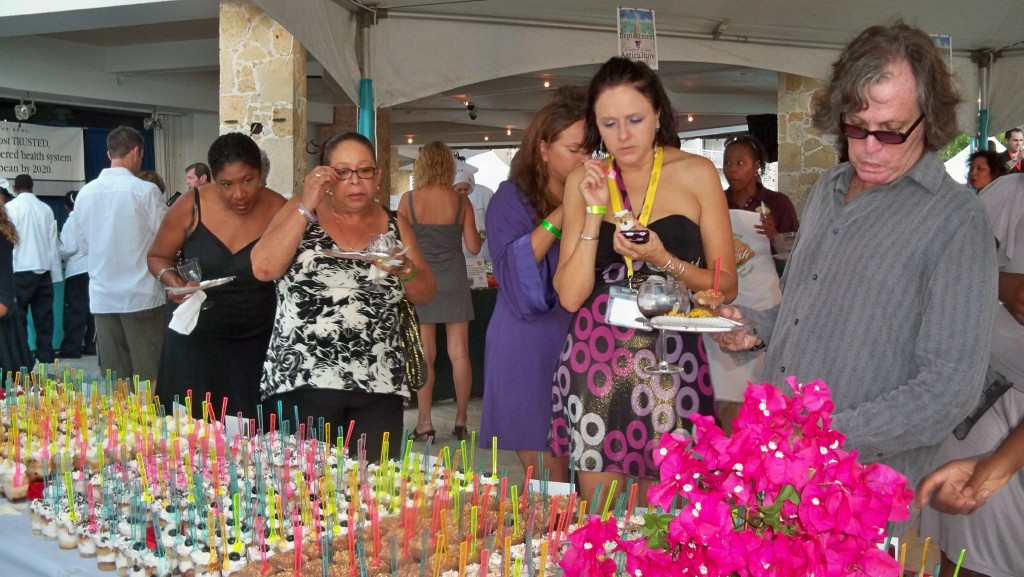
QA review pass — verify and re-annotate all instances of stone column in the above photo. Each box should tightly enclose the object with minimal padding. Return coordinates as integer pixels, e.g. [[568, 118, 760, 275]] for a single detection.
[[777, 73, 839, 215], [219, 0, 306, 196], [318, 105, 394, 204]]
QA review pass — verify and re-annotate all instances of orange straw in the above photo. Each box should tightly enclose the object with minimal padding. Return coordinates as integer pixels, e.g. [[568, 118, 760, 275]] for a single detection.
[[713, 256, 722, 293]]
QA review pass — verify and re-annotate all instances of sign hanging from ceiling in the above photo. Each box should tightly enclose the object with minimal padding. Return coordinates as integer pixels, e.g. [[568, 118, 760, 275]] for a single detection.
[[617, 7, 658, 69], [0, 123, 85, 196]]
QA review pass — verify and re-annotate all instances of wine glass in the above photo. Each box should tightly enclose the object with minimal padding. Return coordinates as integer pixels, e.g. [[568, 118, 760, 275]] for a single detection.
[[366, 233, 399, 292], [177, 257, 212, 309], [637, 276, 687, 374]]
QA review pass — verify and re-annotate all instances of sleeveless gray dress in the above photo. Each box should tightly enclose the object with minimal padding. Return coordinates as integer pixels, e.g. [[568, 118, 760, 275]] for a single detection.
[[408, 190, 475, 323]]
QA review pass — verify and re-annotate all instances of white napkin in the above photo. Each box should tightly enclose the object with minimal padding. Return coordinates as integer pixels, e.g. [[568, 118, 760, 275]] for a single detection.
[[169, 290, 206, 335]]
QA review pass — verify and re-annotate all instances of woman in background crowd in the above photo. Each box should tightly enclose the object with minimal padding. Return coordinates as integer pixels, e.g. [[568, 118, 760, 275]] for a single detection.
[[551, 57, 737, 504], [401, 141, 481, 441], [149, 132, 285, 416], [479, 87, 589, 480], [723, 134, 798, 254], [0, 200, 32, 372], [967, 149, 1007, 192], [253, 132, 434, 461]]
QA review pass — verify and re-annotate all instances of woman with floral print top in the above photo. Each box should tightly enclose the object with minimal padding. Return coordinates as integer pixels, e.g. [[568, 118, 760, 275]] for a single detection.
[[252, 132, 435, 461]]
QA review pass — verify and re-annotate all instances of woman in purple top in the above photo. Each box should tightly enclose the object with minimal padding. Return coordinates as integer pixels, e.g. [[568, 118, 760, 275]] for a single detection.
[[480, 87, 590, 481]]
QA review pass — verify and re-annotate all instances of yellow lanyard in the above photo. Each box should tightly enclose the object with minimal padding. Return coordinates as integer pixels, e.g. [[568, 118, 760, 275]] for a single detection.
[[607, 146, 664, 277]]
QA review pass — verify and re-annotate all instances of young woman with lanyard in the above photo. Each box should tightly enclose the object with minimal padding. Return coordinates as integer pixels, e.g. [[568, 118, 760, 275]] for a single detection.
[[550, 57, 737, 507]]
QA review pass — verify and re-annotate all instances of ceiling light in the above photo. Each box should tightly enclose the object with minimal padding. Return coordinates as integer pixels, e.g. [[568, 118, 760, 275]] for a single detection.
[[143, 110, 163, 131], [14, 96, 35, 121], [483, 135, 489, 141], [506, 127, 512, 136], [407, 136, 413, 144], [687, 114, 694, 122], [543, 80, 551, 88]]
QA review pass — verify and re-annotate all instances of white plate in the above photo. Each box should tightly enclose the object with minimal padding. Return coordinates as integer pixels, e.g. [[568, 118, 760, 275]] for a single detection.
[[322, 246, 408, 262], [166, 276, 236, 296], [649, 315, 753, 333]]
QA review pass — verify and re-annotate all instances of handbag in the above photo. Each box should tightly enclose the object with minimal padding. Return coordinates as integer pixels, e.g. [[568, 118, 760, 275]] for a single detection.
[[397, 297, 426, 392]]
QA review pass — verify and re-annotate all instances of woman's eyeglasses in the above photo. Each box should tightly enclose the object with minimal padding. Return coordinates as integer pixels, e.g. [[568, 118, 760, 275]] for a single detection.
[[839, 114, 924, 145], [335, 167, 378, 180]]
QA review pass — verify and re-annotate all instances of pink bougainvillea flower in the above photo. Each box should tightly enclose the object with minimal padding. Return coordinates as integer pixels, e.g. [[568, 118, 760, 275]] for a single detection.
[[559, 515, 619, 577], [619, 537, 678, 577], [561, 381, 913, 577]]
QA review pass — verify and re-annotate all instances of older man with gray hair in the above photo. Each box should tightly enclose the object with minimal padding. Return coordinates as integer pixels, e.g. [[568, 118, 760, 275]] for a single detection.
[[714, 21, 998, 496]]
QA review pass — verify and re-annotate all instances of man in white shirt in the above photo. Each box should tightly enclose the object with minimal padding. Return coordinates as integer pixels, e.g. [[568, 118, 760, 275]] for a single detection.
[[74, 126, 168, 382], [6, 174, 61, 363]]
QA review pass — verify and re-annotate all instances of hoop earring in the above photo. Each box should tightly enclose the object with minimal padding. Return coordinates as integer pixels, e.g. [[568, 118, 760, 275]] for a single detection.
[[592, 140, 609, 161]]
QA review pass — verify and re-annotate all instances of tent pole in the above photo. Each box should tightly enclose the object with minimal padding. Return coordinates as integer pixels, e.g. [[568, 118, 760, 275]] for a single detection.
[[358, 11, 375, 145], [978, 54, 991, 151]]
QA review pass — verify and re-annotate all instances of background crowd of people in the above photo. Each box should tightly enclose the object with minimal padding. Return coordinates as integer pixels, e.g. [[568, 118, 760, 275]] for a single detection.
[[2, 19, 1024, 577]]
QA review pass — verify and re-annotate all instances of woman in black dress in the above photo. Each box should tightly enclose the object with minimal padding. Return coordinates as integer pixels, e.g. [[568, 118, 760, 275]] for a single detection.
[[147, 133, 286, 418], [0, 200, 33, 375]]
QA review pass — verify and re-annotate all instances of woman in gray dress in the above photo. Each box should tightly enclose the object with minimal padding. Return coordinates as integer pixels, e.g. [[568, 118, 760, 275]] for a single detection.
[[399, 141, 482, 440]]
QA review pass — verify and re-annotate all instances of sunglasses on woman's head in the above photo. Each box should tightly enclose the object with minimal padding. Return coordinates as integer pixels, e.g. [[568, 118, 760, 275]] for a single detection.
[[839, 113, 924, 145]]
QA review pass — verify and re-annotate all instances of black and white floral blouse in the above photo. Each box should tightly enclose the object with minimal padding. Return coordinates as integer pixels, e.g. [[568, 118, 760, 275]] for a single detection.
[[261, 212, 408, 399]]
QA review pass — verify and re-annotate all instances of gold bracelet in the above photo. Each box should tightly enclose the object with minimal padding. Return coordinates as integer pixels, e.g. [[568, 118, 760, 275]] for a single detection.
[[578, 233, 599, 241]]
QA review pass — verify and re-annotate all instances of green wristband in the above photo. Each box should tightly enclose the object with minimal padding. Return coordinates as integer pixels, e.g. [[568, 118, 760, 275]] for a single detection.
[[398, 267, 418, 283], [540, 219, 562, 240]]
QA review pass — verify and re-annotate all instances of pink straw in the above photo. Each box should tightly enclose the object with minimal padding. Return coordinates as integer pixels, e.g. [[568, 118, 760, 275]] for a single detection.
[[713, 256, 722, 294]]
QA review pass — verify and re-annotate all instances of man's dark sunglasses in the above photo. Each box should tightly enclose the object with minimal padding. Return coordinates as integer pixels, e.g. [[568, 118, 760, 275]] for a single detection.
[[839, 113, 925, 145]]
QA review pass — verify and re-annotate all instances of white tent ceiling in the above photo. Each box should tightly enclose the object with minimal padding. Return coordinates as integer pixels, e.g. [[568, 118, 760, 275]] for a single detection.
[[1, 0, 1023, 148], [250, 0, 1024, 146]]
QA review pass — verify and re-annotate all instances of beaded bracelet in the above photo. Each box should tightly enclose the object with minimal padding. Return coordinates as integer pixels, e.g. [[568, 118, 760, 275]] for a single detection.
[[540, 219, 562, 240], [585, 205, 608, 214], [297, 201, 318, 224], [156, 266, 178, 284]]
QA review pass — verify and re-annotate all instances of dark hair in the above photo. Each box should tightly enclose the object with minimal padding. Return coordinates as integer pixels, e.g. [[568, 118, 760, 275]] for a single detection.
[[138, 170, 166, 193], [724, 134, 768, 176], [1005, 128, 1023, 140], [319, 132, 376, 166], [509, 86, 587, 224], [107, 126, 144, 159], [207, 132, 262, 178], [583, 57, 680, 152], [13, 174, 32, 191], [414, 141, 456, 188], [64, 190, 78, 209], [0, 202, 16, 244], [968, 150, 1008, 181], [811, 21, 961, 151], [186, 162, 212, 182]]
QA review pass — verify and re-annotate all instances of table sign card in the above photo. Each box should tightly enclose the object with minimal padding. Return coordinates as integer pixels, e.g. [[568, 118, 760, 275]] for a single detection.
[[466, 258, 488, 288]]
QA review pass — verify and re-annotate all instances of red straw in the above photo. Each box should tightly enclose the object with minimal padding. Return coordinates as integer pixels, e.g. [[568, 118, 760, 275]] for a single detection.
[[713, 256, 722, 293]]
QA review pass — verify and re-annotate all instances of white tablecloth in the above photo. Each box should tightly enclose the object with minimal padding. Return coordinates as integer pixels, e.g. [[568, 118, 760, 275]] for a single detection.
[[0, 499, 108, 577]]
